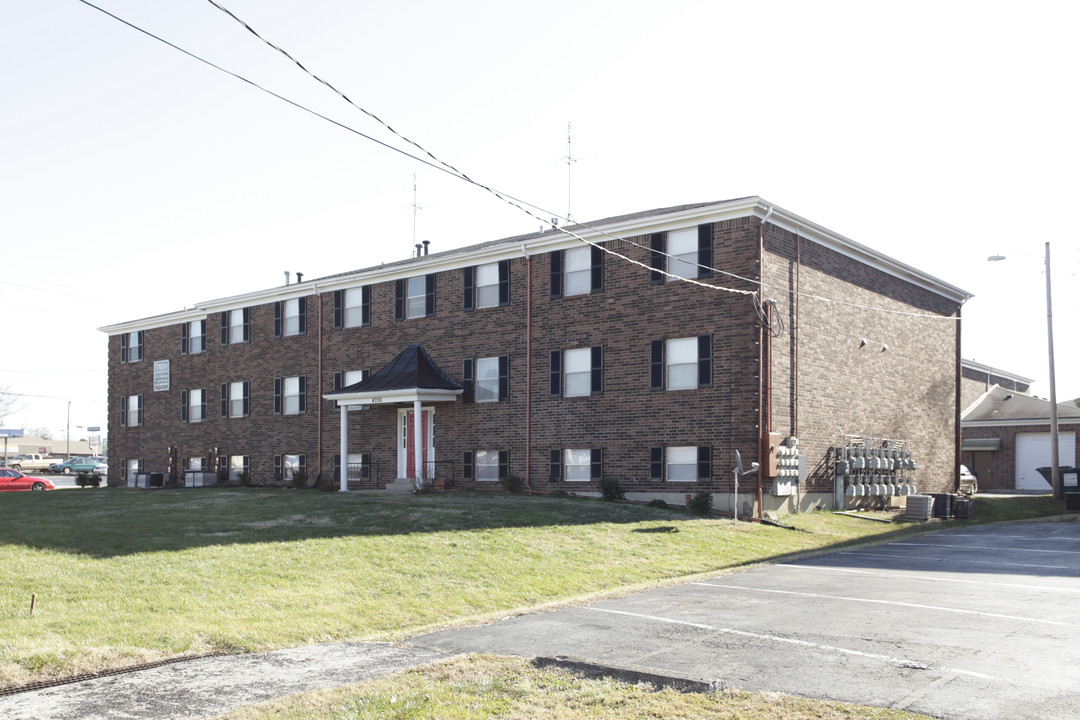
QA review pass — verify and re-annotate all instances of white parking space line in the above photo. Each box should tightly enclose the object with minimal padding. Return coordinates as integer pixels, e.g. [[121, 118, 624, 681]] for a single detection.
[[839, 550, 1076, 571], [775, 563, 1080, 593], [586, 607, 995, 680], [891, 541, 1080, 555], [694, 582, 1067, 626], [945, 533, 1080, 541]]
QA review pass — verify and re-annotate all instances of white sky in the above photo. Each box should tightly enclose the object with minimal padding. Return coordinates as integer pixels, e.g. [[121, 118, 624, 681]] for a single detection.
[[2, 0, 1078, 442]]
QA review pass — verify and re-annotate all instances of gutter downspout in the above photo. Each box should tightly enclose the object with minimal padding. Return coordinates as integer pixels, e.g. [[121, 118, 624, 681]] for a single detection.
[[315, 284, 323, 482], [756, 207, 773, 521], [525, 248, 533, 492], [954, 302, 962, 493]]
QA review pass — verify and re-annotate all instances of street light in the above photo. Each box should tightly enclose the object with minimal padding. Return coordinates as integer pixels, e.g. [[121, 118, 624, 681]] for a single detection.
[[988, 242, 1060, 498]]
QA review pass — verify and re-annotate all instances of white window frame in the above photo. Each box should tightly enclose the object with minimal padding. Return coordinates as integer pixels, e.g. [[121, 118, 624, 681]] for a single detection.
[[344, 288, 365, 328], [127, 331, 142, 362], [666, 337, 698, 391], [475, 450, 499, 482], [229, 381, 247, 418], [283, 454, 301, 481], [127, 394, 141, 427], [564, 348, 591, 398], [476, 262, 500, 309], [189, 321, 204, 354], [283, 298, 301, 337], [666, 446, 698, 482], [283, 377, 302, 415], [564, 449, 591, 482], [475, 357, 500, 403], [229, 309, 245, 345], [229, 455, 248, 481], [343, 370, 366, 388], [406, 276, 426, 319], [189, 388, 204, 423], [188, 456, 204, 471], [564, 246, 591, 296], [666, 227, 698, 282]]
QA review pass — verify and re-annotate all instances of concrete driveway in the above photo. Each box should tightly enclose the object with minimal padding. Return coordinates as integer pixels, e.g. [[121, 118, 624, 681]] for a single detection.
[[412, 520, 1080, 719]]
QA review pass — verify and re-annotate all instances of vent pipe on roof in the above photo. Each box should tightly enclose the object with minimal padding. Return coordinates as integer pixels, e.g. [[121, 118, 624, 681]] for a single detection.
[[415, 243, 422, 258], [296, 272, 303, 283], [423, 240, 430, 256], [284, 271, 291, 286]]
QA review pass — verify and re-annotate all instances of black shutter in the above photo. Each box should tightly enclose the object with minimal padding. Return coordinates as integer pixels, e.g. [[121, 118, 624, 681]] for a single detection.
[[425, 274, 436, 317], [462, 359, 474, 403], [361, 453, 370, 480], [199, 391, 206, 422], [298, 297, 307, 335], [221, 311, 228, 345], [650, 340, 664, 390], [242, 381, 249, 416], [220, 384, 227, 417], [242, 308, 250, 342], [498, 260, 510, 306], [549, 350, 562, 396], [298, 376, 307, 413], [498, 355, 509, 401], [120, 396, 127, 427], [181, 390, 188, 422], [698, 224, 714, 278], [274, 455, 282, 480], [333, 454, 341, 482], [549, 450, 561, 481], [394, 279, 404, 320], [698, 447, 712, 479], [198, 320, 206, 350], [499, 450, 509, 479], [549, 250, 563, 299], [135, 331, 143, 361], [463, 451, 473, 480], [590, 246, 604, 292], [463, 266, 475, 312], [274, 302, 282, 338], [650, 233, 665, 283], [136, 395, 143, 426], [362, 286, 371, 325], [274, 378, 282, 414], [181, 323, 189, 355], [299, 455, 306, 475], [333, 290, 343, 329], [590, 448, 603, 480], [333, 372, 342, 392], [650, 447, 663, 479], [120, 333, 128, 364], [590, 346, 603, 395], [698, 334, 712, 387]]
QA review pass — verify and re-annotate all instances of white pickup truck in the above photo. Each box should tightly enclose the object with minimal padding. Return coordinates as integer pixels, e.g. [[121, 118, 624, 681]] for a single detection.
[[7, 453, 61, 473]]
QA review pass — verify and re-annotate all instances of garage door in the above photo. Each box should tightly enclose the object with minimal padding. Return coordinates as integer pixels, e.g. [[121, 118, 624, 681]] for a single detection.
[[1015, 432, 1076, 490]]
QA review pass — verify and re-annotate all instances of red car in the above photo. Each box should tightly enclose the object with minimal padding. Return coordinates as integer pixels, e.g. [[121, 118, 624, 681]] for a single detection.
[[0, 468, 56, 491]]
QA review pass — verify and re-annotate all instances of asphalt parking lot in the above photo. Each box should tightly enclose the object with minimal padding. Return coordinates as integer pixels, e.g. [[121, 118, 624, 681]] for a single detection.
[[414, 520, 1080, 719]]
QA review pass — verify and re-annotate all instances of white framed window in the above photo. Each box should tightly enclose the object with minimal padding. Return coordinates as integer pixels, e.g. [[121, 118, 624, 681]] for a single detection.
[[189, 388, 204, 423], [476, 263, 500, 309], [283, 298, 301, 336], [283, 454, 301, 480], [564, 449, 591, 482], [476, 450, 499, 482], [666, 446, 698, 481], [344, 288, 365, 328], [229, 309, 245, 344], [126, 458, 140, 483], [564, 246, 591, 296], [283, 377, 302, 415], [229, 455, 249, 481], [343, 370, 366, 387], [475, 357, 500, 403], [229, 381, 247, 418], [188, 457, 204, 471], [123, 394, 142, 427], [564, 348, 592, 397], [188, 321, 205, 354], [666, 337, 698, 390], [666, 228, 698, 282], [407, 276, 427, 319], [127, 331, 143, 362]]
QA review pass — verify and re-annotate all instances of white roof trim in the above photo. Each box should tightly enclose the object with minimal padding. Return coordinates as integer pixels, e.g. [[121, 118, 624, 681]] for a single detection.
[[961, 359, 1034, 385], [325, 388, 462, 406], [100, 197, 970, 335]]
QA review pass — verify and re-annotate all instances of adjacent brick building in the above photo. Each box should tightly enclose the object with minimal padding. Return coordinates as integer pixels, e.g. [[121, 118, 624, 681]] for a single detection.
[[101, 197, 970, 515]]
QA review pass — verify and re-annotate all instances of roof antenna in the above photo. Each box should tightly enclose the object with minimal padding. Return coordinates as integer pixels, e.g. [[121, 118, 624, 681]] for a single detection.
[[564, 121, 578, 222], [411, 172, 424, 248]]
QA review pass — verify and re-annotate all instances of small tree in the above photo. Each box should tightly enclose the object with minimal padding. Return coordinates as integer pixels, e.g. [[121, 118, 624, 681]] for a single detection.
[[599, 477, 626, 502], [688, 491, 713, 516], [75, 472, 101, 488]]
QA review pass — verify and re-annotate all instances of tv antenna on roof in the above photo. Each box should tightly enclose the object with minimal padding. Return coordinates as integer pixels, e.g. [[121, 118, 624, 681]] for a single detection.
[[563, 121, 578, 222], [411, 172, 424, 248]]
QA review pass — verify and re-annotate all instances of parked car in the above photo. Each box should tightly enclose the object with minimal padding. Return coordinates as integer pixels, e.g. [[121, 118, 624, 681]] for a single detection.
[[49, 457, 105, 474], [0, 468, 56, 491], [960, 464, 978, 495], [92, 461, 108, 477], [8, 453, 61, 473]]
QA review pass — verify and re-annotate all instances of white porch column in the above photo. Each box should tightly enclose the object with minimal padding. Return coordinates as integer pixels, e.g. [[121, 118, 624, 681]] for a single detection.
[[413, 398, 423, 489], [339, 403, 349, 492]]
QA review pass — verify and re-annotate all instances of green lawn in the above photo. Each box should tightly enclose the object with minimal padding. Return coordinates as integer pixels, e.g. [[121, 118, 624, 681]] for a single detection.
[[0, 488, 1067, 689]]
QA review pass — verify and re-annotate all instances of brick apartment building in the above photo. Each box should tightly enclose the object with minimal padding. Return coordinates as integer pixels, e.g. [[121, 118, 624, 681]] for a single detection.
[[100, 197, 970, 515]]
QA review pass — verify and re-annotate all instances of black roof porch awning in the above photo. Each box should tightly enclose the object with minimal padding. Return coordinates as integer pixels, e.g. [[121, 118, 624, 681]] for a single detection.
[[323, 343, 463, 406]]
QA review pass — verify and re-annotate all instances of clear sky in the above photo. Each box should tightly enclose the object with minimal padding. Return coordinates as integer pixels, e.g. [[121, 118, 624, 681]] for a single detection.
[[2, 0, 1078, 442]]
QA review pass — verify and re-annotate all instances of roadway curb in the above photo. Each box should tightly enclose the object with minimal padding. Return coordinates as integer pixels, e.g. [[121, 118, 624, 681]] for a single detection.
[[532, 655, 724, 693]]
